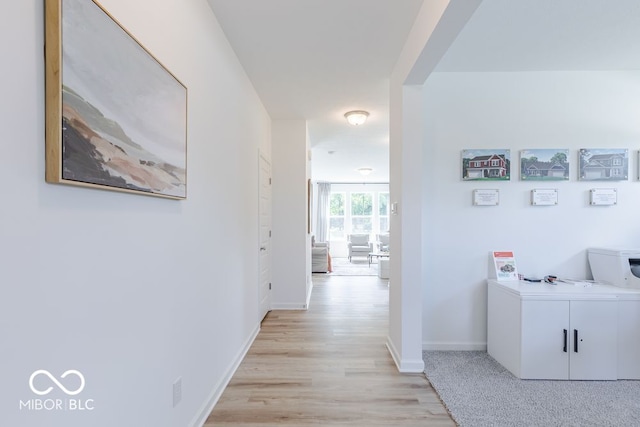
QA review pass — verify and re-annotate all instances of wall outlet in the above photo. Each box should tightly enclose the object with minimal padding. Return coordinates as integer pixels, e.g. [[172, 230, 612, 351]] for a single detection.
[[173, 377, 182, 408]]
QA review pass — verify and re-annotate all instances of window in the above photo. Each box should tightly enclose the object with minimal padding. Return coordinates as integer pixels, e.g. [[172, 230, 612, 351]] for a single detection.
[[613, 157, 622, 166], [329, 192, 345, 240], [350, 192, 372, 234], [491, 159, 499, 166], [378, 192, 389, 232], [327, 188, 388, 239]]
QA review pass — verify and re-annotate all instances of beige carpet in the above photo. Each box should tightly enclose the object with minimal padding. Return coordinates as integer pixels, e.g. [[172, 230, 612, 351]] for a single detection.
[[326, 257, 377, 276]]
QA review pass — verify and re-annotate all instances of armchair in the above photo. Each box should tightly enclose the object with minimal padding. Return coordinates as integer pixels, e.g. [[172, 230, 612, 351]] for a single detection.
[[376, 233, 390, 252], [347, 234, 373, 262]]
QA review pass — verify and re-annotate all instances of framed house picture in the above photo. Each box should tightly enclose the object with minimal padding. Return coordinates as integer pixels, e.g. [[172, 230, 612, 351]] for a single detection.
[[45, 0, 188, 199], [462, 149, 510, 181], [578, 149, 628, 181], [520, 149, 569, 181]]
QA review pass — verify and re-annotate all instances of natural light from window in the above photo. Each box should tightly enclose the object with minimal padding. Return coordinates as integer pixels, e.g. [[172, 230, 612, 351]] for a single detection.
[[329, 190, 389, 241]]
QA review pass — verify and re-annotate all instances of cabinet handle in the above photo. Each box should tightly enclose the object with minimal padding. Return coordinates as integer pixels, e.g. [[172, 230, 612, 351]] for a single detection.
[[563, 329, 567, 352], [574, 329, 579, 353]]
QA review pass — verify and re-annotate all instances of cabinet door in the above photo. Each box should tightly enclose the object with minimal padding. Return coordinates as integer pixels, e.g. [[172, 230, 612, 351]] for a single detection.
[[521, 300, 569, 379], [569, 300, 618, 380], [618, 300, 640, 379]]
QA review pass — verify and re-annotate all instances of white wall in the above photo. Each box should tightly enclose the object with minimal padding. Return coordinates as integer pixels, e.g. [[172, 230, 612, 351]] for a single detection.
[[387, 0, 474, 373], [1, 1, 270, 426], [422, 71, 640, 350], [271, 120, 312, 309]]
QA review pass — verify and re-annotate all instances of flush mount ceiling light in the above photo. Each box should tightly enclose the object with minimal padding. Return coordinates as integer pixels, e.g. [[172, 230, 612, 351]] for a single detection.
[[357, 167, 373, 176], [344, 110, 369, 126]]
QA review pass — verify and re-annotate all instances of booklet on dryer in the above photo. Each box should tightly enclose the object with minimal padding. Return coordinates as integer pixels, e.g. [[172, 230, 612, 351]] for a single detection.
[[491, 251, 519, 281]]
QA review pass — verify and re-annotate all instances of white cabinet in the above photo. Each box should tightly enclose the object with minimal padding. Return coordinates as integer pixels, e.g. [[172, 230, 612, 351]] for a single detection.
[[488, 280, 621, 380], [618, 299, 640, 379]]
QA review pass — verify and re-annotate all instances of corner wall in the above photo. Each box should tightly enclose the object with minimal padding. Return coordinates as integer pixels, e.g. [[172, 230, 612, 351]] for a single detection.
[[1, 1, 270, 426], [271, 120, 312, 309], [422, 71, 640, 350], [388, 0, 481, 373]]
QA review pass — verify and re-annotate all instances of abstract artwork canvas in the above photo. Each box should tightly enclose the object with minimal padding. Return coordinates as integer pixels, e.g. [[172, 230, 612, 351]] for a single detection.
[[45, 0, 187, 199]]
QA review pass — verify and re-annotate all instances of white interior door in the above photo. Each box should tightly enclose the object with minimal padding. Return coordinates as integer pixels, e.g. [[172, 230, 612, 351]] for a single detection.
[[258, 154, 272, 321]]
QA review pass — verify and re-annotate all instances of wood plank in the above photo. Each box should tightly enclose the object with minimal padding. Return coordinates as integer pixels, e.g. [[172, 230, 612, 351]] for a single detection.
[[205, 275, 454, 426], [44, 0, 62, 183]]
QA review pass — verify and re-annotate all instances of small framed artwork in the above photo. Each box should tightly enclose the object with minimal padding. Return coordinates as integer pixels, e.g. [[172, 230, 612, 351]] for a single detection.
[[462, 149, 510, 181], [45, 0, 188, 199], [578, 149, 628, 181], [520, 149, 569, 181]]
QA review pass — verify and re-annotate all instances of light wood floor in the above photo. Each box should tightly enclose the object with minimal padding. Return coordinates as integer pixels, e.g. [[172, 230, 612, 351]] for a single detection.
[[205, 274, 455, 426]]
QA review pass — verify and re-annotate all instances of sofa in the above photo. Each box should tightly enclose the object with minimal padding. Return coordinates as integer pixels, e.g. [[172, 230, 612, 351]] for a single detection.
[[311, 237, 331, 273]]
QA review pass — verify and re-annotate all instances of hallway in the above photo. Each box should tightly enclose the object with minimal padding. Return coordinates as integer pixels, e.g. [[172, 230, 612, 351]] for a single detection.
[[205, 275, 454, 426]]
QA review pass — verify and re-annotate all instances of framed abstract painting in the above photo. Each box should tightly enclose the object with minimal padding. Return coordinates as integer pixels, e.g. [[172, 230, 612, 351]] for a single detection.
[[45, 0, 188, 199]]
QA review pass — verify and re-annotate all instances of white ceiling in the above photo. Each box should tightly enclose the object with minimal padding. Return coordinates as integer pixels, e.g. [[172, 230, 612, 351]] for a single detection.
[[435, 0, 640, 72], [207, 0, 640, 183], [207, 0, 423, 182]]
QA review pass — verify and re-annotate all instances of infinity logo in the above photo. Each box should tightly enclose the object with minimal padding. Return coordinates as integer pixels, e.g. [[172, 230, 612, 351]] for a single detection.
[[29, 370, 85, 396]]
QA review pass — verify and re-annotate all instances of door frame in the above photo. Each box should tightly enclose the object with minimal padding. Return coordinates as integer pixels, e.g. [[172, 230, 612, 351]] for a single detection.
[[258, 151, 272, 321]]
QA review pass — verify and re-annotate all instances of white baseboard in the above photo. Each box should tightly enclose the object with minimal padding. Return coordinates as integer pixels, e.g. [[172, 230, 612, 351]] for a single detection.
[[190, 323, 260, 427], [386, 337, 425, 373], [270, 303, 309, 310], [269, 280, 313, 310], [422, 341, 487, 351], [305, 282, 313, 308]]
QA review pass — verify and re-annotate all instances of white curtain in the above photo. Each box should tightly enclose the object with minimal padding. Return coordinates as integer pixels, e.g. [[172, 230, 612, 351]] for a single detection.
[[315, 182, 331, 243]]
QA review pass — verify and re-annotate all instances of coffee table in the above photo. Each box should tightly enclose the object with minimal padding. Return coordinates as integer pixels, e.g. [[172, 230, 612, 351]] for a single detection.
[[368, 251, 390, 267]]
